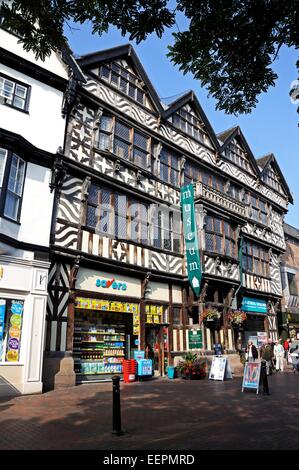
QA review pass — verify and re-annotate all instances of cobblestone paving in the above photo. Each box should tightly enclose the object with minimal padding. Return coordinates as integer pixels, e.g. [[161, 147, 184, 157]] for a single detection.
[[0, 371, 298, 450]]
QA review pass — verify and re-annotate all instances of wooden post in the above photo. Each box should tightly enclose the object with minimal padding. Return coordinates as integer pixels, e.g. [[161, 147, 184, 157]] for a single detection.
[[168, 283, 174, 366], [66, 298, 75, 352]]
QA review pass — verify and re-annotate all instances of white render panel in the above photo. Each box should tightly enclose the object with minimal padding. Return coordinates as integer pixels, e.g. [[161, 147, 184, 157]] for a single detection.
[[60, 321, 67, 352], [173, 329, 178, 352], [18, 164, 54, 247], [0, 64, 66, 153], [179, 330, 184, 351], [26, 296, 46, 382], [0, 28, 68, 79], [147, 282, 169, 302], [172, 285, 182, 304]]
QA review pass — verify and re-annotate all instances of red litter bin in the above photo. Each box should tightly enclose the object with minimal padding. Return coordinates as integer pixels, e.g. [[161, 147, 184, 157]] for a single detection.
[[122, 359, 137, 383]]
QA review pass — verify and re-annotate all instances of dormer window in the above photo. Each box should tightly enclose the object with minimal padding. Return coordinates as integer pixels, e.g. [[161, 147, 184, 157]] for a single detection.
[[224, 141, 249, 172], [0, 73, 30, 112], [99, 61, 145, 105], [261, 167, 280, 192], [170, 107, 205, 143]]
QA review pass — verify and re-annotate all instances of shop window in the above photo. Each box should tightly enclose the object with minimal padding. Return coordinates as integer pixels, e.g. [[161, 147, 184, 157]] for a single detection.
[[242, 240, 270, 277], [0, 148, 26, 222], [288, 273, 298, 296], [0, 298, 24, 362], [205, 215, 237, 258], [0, 73, 30, 111]]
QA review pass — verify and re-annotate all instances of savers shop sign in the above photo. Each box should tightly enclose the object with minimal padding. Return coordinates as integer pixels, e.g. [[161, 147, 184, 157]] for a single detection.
[[96, 277, 127, 291]]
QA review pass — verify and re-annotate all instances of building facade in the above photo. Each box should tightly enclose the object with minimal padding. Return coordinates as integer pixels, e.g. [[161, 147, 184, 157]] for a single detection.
[[279, 223, 299, 338], [44, 44, 293, 387], [0, 21, 84, 396]]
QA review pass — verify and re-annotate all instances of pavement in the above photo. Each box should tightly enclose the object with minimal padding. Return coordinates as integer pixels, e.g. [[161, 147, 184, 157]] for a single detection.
[[0, 370, 298, 450]]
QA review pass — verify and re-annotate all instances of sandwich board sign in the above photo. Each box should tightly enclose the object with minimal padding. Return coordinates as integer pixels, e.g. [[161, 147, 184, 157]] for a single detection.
[[209, 356, 232, 381], [242, 362, 261, 394]]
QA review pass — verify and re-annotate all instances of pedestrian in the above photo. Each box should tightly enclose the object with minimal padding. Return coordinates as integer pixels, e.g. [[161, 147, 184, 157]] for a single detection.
[[273, 340, 284, 372], [289, 338, 299, 373], [245, 340, 258, 362], [260, 339, 273, 375], [283, 337, 290, 360]]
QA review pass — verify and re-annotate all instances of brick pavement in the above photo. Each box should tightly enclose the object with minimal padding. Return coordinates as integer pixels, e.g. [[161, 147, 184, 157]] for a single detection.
[[0, 371, 298, 450]]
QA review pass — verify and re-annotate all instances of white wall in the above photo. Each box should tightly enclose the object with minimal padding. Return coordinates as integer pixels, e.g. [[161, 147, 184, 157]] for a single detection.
[[0, 164, 54, 248], [19, 163, 54, 247], [0, 28, 69, 80], [0, 64, 66, 153]]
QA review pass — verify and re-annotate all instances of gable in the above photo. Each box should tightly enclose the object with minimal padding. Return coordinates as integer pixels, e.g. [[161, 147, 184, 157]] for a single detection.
[[261, 161, 287, 197], [167, 103, 213, 147], [78, 45, 162, 113], [219, 127, 260, 177]]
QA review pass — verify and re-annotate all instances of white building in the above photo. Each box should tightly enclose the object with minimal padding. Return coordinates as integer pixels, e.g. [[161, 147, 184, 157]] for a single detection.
[[0, 21, 84, 396]]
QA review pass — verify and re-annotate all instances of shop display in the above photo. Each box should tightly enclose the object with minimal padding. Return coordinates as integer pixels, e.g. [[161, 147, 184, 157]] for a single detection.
[[0, 299, 24, 363], [74, 320, 126, 378]]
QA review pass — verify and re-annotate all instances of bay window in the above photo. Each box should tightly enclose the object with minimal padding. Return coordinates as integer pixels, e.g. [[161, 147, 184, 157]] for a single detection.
[[86, 184, 181, 253], [242, 240, 270, 277], [0, 148, 26, 222], [205, 216, 237, 258]]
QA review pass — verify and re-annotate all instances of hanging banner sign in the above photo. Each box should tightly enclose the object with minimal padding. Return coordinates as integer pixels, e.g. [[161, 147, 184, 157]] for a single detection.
[[180, 184, 201, 297], [242, 297, 267, 314]]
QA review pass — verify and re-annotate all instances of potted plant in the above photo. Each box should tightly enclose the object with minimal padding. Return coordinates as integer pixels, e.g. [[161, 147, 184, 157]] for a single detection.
[[177, 352, 206, 380], [200, 308, 221, 328], [228, 310, 247, 330]]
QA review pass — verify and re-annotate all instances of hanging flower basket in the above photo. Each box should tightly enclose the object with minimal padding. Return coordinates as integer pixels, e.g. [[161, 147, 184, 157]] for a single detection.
[[228, 310, 247, 328], [200, 308, 221, 328]]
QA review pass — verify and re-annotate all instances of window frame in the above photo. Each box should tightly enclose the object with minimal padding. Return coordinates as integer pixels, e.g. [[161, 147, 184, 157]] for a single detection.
[[99, 61, 145, 106], [205, 215, 237, 258], [0, 148, 26, 223], [247, 193, 268, 225], [0, 72, 31, 113], [86, 184, 181, 254], [242, 240, 270, 278], [159, 147, 180, 187], [224, 141, 249, 172]]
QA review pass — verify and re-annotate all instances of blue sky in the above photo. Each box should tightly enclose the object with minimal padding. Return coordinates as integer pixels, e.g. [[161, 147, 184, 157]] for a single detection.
[[65, 17, 298, 227]]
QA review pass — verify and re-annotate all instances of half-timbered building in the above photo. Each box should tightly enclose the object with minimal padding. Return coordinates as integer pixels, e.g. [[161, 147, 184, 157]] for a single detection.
[[45, 44, 293, 387]]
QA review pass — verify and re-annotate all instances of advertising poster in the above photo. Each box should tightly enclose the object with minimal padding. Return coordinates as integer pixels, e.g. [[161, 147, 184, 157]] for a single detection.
[[257, 332, 268, 347], [188, 330, 203, 349], [242, 362, 261, 394], [0, 299, 6, 360], [209, 357, 227, 381], [6, 300, 24, 363]]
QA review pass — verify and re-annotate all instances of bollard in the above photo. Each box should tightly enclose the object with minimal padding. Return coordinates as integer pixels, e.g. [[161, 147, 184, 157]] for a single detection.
[[261, 361, 270, 396], [112, 375, 123, 435]]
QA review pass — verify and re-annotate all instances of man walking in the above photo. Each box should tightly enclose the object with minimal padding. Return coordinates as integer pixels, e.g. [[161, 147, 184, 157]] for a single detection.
[[260, 339, 273, 375], [273, 340, 284, 372]]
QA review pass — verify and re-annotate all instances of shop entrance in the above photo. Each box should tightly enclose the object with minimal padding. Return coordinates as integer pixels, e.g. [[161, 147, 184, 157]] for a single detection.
[[243, 314, 267, 348], [73, 301, 135, 383], [145, 325, 168, 376]]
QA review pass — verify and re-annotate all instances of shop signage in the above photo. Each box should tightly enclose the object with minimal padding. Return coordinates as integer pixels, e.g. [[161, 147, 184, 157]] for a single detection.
[[257, 331, 268, 346], [242, 362, 261, 394], [209, 357, 232, 381], [180, 184, 202, 297], [75, 297, 139, 314], [145, 305, 163, 324], [188, 329, 203, 349], [95, 278, 127, 290], [242, 297, 267, 314]]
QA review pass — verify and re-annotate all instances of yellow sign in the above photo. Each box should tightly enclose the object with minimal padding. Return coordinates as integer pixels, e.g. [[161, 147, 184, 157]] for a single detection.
[[75, 297, 139, 314]]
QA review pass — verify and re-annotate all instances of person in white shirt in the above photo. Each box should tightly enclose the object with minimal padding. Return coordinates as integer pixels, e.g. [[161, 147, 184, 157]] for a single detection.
[[273, 340, 285, 372]]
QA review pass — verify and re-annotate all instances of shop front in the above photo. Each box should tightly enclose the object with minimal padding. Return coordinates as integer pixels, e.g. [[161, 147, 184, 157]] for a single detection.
[[0, 255, 49, 397], [73, 268, 141, 383], [241, 296, 268, 347]]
